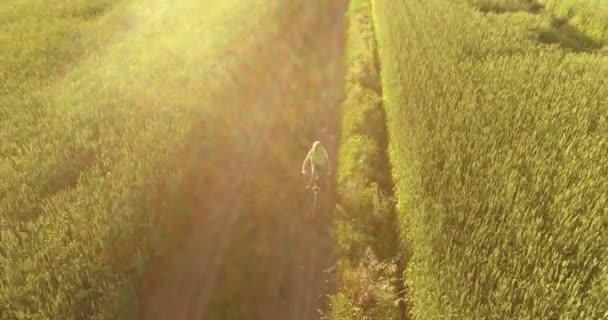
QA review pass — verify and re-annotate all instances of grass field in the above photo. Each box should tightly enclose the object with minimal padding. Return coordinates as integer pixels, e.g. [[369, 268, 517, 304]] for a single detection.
[[4, 0, 607, 318], [539, 0, 608, 43], [371, 0, 607, 318], [2, 0, 349, 318], [1, 0, 285, 318]]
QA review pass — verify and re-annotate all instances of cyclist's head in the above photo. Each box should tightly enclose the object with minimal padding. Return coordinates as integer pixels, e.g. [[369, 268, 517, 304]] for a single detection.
[[312, 140, 322, 150]]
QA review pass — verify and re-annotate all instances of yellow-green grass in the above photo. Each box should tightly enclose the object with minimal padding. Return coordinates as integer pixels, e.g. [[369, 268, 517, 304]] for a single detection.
[[1, 0, 129, 157], [1, 0, 281, 318], [539, 0, 608, 43], [372, 0, 607, 318], [467, 0, 545, 13], [461, 0, 604, 52]]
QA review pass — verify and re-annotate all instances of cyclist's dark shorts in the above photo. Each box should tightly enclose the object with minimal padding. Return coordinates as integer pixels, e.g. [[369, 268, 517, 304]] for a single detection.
[[312, 163, 328, 175]]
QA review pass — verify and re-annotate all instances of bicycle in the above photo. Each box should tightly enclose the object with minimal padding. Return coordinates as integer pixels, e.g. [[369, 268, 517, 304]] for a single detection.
[[311, 172, 321, 217], [304, 169, 329, 221]]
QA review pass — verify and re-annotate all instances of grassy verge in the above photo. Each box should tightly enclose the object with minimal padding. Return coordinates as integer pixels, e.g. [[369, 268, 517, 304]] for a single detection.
[[327, 0, 407, 319], [1, 0, 281, 318], [372, 0, 607, 318]]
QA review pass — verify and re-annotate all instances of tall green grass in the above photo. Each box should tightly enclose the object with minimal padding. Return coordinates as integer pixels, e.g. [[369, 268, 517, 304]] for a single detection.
[[1, 0, 281, 318], [372, 0, 607, 318]]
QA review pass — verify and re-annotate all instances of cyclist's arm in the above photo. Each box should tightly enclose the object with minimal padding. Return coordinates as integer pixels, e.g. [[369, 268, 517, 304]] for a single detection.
[[302, 149, 312, 172]]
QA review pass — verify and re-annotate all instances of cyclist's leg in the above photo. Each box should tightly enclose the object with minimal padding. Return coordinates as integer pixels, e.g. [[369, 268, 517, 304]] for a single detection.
[[317, 164, 327, 187], [307, 163, 317, 187]]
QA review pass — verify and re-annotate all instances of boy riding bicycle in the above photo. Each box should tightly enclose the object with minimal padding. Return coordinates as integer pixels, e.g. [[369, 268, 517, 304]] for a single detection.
[[302, 141, 331, 188]]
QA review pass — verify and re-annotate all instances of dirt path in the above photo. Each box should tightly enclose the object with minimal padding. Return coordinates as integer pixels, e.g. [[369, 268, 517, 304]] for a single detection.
[[139, 1, 347, 319]]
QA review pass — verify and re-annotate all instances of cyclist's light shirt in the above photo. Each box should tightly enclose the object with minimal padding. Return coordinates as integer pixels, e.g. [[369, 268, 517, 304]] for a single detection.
[[310, 146, 329, 165]]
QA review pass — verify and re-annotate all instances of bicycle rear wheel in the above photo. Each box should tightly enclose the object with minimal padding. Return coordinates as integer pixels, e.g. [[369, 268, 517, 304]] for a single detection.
[[311, 179, 320, 219]]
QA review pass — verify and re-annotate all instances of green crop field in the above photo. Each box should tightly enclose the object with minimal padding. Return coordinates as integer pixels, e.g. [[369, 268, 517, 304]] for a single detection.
[[1, 0, 287, 318], [3, 0, 607, 319], [370, 0, 607, 318], [539, 0, 608, 43], [2, 0, 348, 318]]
